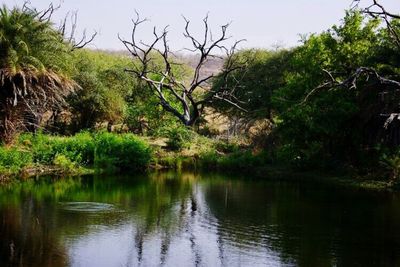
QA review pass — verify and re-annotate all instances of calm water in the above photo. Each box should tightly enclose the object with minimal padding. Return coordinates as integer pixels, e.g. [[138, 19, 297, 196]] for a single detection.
[[1, 172, 400, 267]]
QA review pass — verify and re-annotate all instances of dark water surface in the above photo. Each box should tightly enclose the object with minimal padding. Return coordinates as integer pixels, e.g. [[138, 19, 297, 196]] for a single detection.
[[1, 172, 400, 267]]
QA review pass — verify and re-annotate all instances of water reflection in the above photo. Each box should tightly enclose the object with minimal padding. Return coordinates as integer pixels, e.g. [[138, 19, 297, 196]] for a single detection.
[[59, 202, 117, 213], [1, 173, 400, 266]]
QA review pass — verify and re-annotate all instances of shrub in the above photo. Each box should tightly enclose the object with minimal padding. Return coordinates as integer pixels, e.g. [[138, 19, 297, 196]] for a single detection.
[[18, 133, 58, 164], [58, 132, 95, 165], [15, 132, 152, 173], [53, 154, 77, 171], [18, 132, 95, 166], [199, 149, 270, 173], [220, 151, 263, 170], [380, 153, 400, 181], [0, 147, 33, 173], [215, 141, 240, 153], [165, 126, 194, 151], [94, 132, 152, 172], [198, 151, 220, 169]]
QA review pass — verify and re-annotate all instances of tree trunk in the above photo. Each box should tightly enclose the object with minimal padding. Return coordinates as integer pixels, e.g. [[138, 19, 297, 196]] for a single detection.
[[107, 121, 113, 132]]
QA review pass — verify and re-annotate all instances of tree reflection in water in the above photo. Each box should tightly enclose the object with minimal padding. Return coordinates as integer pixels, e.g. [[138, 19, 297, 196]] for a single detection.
[[1, 173, 400, 266]]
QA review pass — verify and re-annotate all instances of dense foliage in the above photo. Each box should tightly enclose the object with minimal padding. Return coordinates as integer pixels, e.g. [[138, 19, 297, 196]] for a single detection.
[[212, 11, 400, 174], [0, 5, 75, 141], [0, 132, 152, 175], [65, 50, 134, 132]]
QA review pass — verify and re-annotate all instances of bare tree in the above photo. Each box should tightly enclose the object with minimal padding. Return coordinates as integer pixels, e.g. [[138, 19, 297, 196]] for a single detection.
[[353, 0, 400, 48], [58, 10, 98, 50], [120, 13, 246, 126], [23, 1, 97, 50], [301, 67, 400, 105]]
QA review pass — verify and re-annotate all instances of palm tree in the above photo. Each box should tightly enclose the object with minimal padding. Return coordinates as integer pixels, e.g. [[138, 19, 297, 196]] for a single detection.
[[0, 4, 76, 142]]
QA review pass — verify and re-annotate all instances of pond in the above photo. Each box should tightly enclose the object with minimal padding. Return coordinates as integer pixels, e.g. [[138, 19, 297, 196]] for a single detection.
[[1, 171, 400, 267]]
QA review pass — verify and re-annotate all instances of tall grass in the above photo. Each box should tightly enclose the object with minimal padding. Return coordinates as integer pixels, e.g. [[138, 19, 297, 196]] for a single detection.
[[0, 132, 153, 175], [0, 147, 33, 174], [198, 150, 270, 173], [94, 132, 152, 172]]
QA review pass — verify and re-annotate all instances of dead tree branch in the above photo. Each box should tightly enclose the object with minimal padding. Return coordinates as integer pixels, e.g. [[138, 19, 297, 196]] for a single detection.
[[301, 67, 400, 105], [353, 0, 400, 48], [22, 1, 97, 50], [120, 13, 246, 126], [58, 11, 98, 50]]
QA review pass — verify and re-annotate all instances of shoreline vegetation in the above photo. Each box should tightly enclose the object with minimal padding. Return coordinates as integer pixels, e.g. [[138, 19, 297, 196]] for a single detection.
[[0, 131, 395, 192], [0, 132, 152, 182]]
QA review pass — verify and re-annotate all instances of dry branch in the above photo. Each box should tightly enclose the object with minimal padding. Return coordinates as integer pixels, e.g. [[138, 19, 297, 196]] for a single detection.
[[353, 0, 400, 48], [120, 13, 246, 126]]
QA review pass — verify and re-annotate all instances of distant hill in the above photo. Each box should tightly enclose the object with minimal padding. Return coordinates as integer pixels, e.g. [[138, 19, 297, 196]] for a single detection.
[[174, 53, 224, 79], [95, 49, 225, 80]]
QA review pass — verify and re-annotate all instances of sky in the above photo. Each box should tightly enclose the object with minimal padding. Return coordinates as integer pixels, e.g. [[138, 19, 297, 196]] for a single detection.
[[2, 0, 400, 51]]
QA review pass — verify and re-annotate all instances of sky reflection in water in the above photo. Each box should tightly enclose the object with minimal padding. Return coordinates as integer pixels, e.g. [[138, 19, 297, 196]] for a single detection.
[[1, 172, 400, 267]]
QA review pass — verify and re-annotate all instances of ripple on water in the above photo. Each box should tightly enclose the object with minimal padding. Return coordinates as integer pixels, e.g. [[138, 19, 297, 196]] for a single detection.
[[58, 202, 116, 213]]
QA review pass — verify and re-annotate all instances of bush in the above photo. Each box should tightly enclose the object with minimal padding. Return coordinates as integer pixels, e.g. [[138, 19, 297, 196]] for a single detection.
[[380, 153, 400, 181], [199, 150, 268, 172], [0, 147, 33, 173], [53, 154, 77, 171], [15, 132, 152, 173], [18, 132, 95, 166], [94, 132, 152, 172], [59, 132, 95, 165], [215, 140, 240, 153], [165, 126, 194, 151], [18, 133, 56, 164]]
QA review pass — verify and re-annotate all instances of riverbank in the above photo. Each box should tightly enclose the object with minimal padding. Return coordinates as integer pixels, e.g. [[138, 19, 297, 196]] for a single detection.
[[149, 133, 395, 192], [173, 161, 394, 192], [0, 132, 395, 191], [0, 132, 152, 182]]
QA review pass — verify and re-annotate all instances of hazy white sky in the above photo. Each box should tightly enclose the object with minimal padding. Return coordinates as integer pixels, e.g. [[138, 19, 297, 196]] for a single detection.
[[2, 0, 400, 51]]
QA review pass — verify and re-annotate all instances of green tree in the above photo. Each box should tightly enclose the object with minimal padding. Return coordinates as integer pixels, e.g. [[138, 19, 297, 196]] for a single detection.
[[274, 11, 399, 168], [211, 48, 293, 125], [0, 4, 75, 141], [64, 49, 134, 133]]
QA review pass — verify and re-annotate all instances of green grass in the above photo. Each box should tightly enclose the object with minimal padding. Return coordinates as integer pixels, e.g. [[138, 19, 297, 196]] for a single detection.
[[0, 146, 33, 174], [0, 130, 395, 192], [94, 132, 152, 172], [0, 132, 153, 178]]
